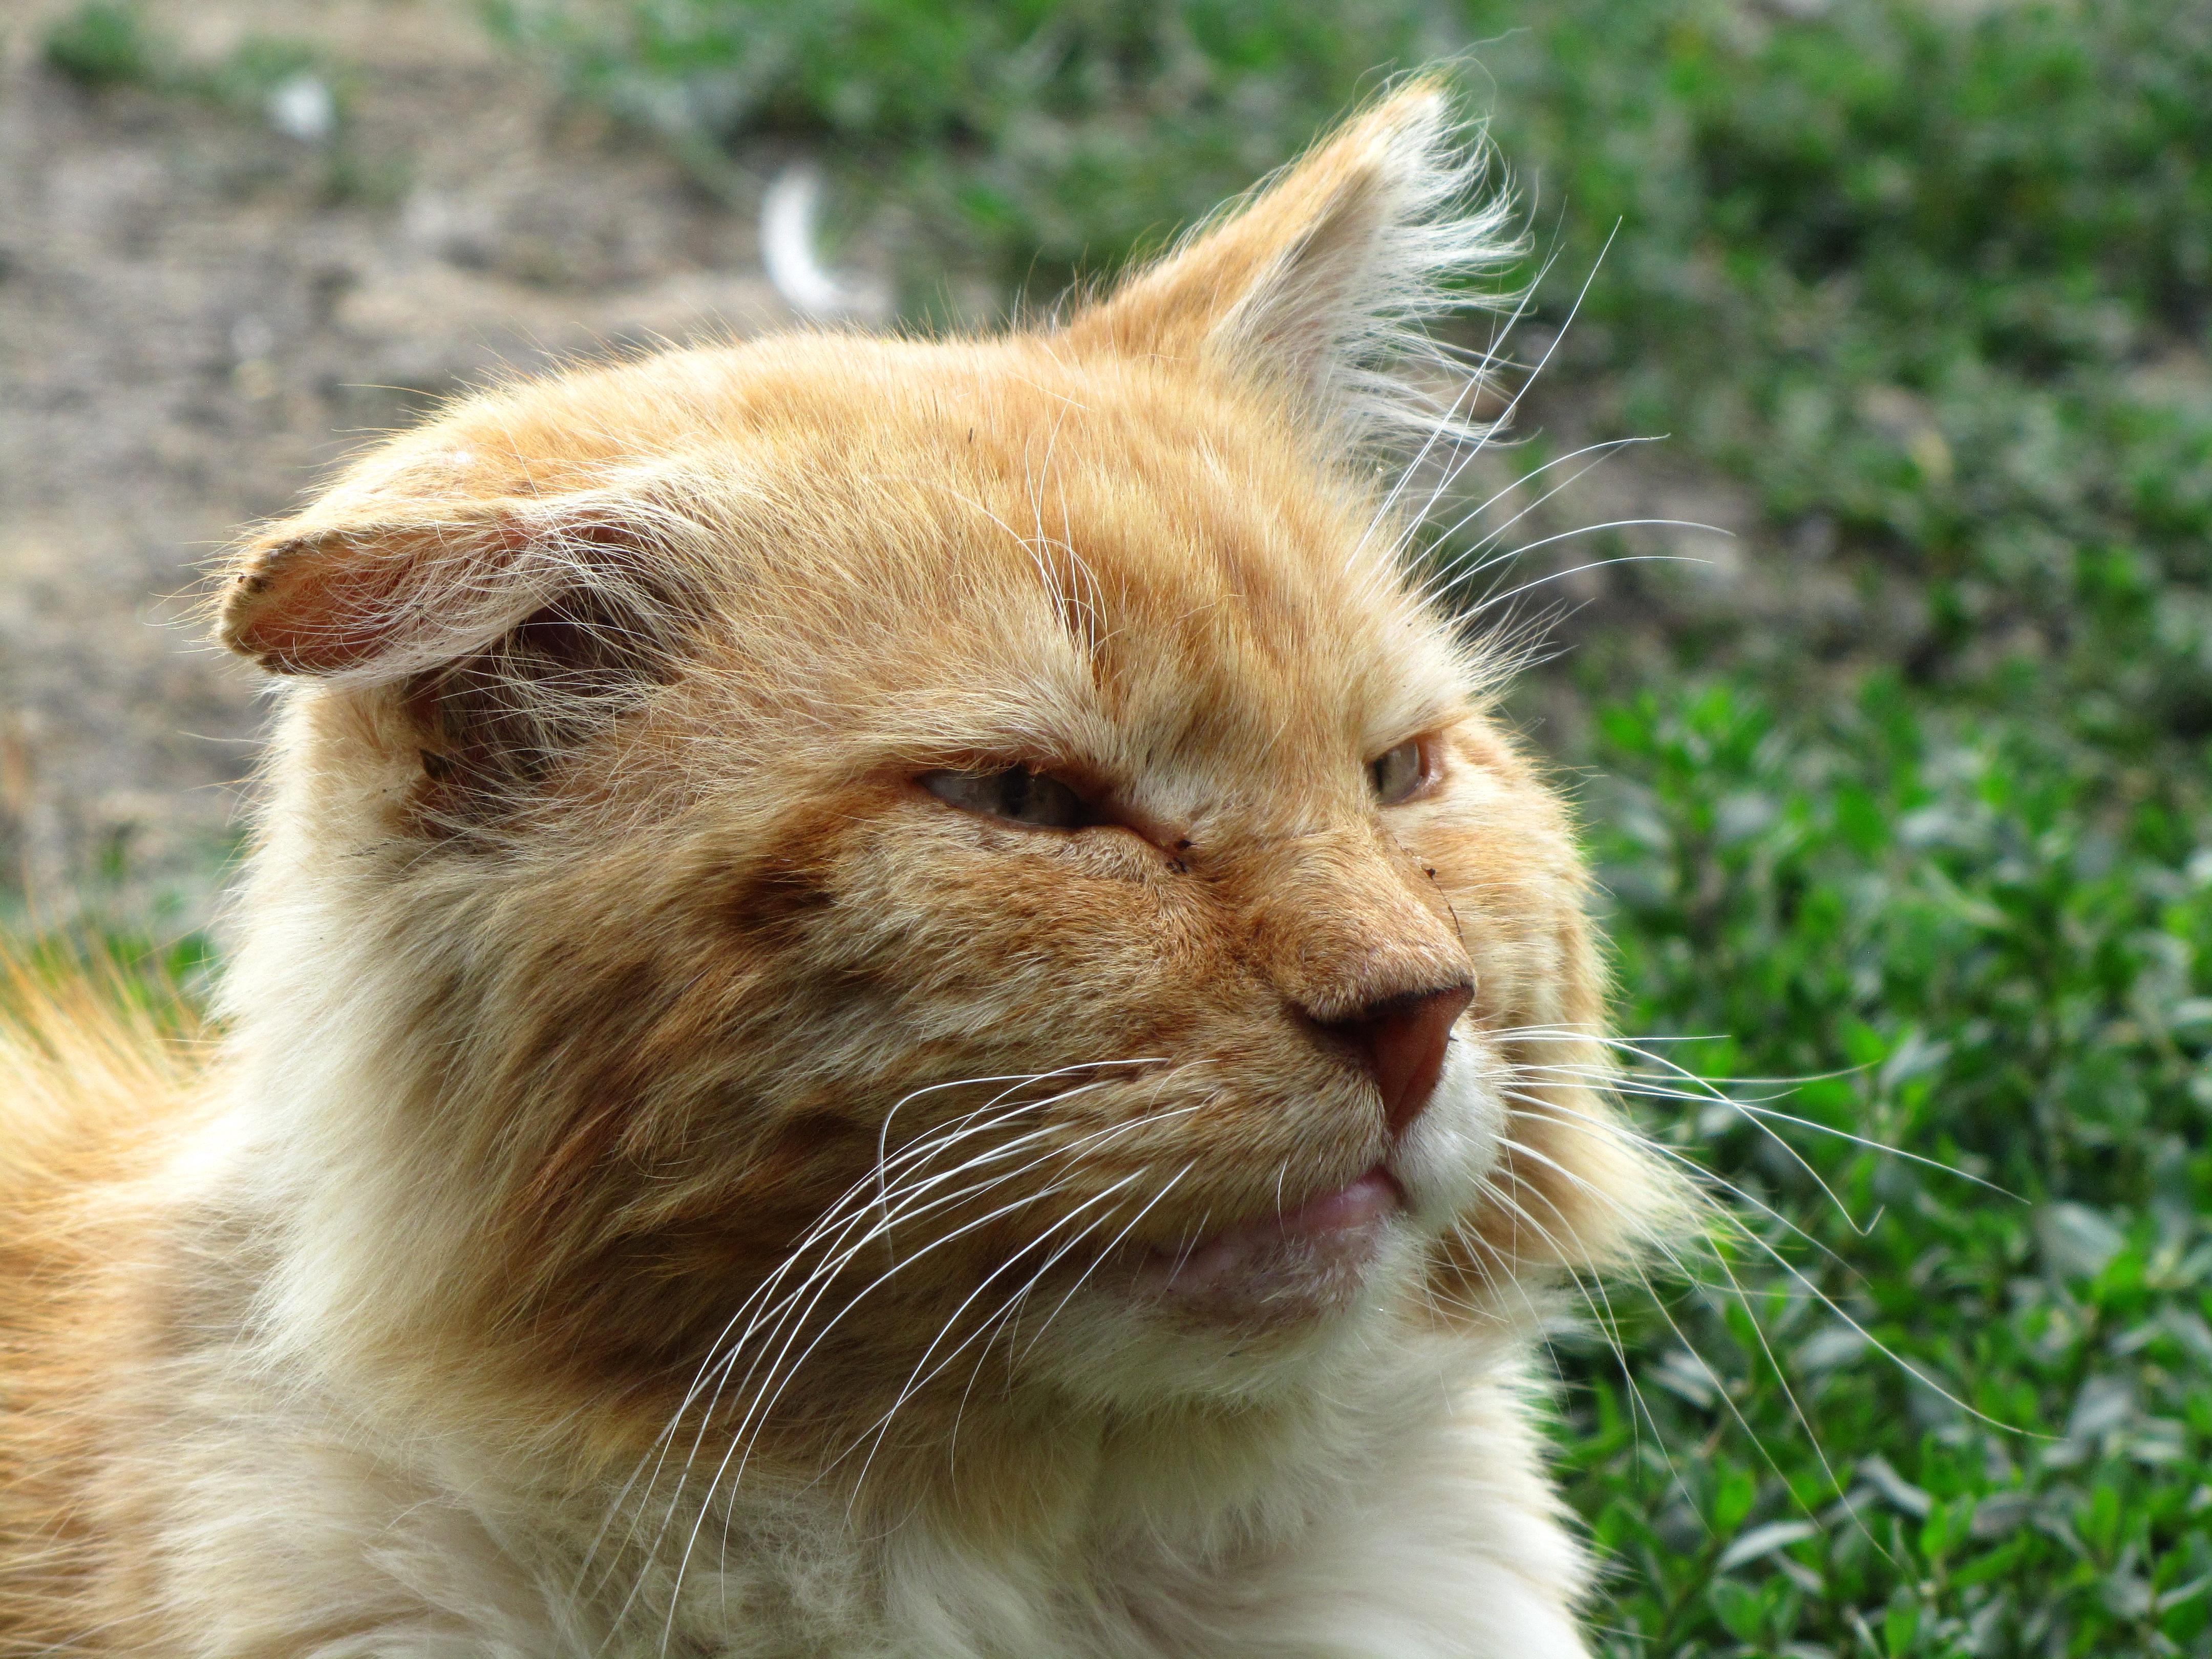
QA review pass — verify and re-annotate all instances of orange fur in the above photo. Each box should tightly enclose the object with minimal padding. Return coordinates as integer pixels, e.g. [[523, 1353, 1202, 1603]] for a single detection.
[[0, 970, 214, 1655], [2, 83, 1683, 1658]]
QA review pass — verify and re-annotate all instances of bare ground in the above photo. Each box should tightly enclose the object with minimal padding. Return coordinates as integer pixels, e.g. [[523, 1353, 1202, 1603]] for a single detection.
[[1, 0, 791, 926]]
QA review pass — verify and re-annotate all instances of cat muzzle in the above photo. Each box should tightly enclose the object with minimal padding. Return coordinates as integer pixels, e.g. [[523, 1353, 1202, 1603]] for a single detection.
[[1136, 1165, 1404, 1311]]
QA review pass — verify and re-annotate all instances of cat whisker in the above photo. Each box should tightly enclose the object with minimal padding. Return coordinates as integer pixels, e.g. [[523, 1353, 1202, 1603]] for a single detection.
[[660, 1118, 1204, 1648], [1501, 1087, 2015, 1447], [1478, 1131, 1854, 1530], [580, 1072, 1163, 1624], [1419, 443, 1666, 611], [1500, 1085, 1862, 1279], [677, 1099, 1203, 1512], [1444, 1138, 1697, 1493], [1455, 1176, 1644, 1410], [1426, 433, 1663, 569], [1512, 1050, 2016, 1199], [944, 1184, 1152, 1466], [656, 1174, 1081, 1649], [1356, 302, 1520, 558], [1012, 1159, 1198, 1369], [1453, 1164, 1682, 1485], [1368, 224, 1602, 556], [1509, 1064, 1863, 1232], [779, 1099, 1202, 1389], [873, 1061, 1163, 1212], [838, 1169, 1153, 1501], [1721, 1097, 2017, 1197], [645, 1093, 1065, 1488], [1422, 542, 1717, 619]]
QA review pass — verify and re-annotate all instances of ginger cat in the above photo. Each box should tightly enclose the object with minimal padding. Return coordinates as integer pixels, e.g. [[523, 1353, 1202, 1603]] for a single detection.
[[0, 84, 1678, 1657]]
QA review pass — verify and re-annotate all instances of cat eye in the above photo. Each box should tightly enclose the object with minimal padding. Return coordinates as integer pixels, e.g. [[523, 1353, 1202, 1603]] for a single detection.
[[920, 767, 1101, 830], [1368, 738, 1429, 806]]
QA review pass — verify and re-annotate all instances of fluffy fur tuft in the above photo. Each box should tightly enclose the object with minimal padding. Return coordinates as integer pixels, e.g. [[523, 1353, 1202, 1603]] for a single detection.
[[1068, 77, 1521, 452], [2, 84, 1685, 1658]]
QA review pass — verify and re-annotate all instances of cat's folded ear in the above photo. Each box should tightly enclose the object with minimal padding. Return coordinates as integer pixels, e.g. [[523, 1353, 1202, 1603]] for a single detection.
[[217, 473, 705, 684], [1065, 76, 1515, 444], [223, 501, 546, 679], [217, 470, 719, 809]]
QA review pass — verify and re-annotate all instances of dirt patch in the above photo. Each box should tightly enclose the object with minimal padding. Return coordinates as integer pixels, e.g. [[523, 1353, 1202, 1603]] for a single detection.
[[0, 0, 790, 925]]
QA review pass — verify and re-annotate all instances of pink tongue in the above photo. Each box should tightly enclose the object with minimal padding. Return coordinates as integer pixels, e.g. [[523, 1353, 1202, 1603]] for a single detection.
[[1153, 1169, 1400, 1293]]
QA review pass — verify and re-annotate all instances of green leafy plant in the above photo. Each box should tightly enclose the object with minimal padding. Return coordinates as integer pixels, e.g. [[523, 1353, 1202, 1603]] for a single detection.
[[1466, 0, 2212, 736], [1564, 678, 2212, 1654], [38, 2, 354, 153]]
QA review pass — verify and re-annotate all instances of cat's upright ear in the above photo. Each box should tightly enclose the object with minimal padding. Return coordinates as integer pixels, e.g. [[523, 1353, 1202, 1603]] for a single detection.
[[1065, 77, 1515, 443]]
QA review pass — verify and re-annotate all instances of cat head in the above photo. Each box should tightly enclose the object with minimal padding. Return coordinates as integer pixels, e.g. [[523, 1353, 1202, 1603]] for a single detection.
[[214, 82, 1677, 1465]]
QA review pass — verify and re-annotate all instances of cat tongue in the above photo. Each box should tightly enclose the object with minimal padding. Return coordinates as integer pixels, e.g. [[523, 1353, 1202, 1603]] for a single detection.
[[1150, 1169, 1400, 1295]]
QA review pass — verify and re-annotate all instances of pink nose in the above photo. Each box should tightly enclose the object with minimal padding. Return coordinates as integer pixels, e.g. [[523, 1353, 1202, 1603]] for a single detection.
[[1321, 983, 1475, 1136]]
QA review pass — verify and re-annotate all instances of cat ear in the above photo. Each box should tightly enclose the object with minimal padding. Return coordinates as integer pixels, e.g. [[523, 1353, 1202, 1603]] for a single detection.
[[223, 503, 547, 679], [1065, 78, 1514, 443], [218, 478, 700, 685], [218, 473, 717, 806]]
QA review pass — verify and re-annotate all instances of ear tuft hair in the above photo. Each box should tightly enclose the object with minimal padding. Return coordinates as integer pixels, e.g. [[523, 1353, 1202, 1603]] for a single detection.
[[1065, 77, 1521, 452]]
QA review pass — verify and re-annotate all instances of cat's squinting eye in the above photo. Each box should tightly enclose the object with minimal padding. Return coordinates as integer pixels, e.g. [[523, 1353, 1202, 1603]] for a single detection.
[[1369, 739, 1429, 806], [920, 767, 1101, 830]]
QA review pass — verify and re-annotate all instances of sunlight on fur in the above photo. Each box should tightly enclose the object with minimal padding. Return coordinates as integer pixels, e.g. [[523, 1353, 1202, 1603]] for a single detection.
[[0, 82, 1694, 1658]]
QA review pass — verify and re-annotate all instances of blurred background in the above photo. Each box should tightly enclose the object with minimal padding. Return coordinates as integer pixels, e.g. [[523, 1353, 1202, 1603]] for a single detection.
[[4, 0, 2208, 1651]]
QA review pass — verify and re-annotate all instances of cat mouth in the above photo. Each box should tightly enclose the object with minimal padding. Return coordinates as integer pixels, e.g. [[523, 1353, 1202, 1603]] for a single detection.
[[1134, 1167, 1404, 1315]]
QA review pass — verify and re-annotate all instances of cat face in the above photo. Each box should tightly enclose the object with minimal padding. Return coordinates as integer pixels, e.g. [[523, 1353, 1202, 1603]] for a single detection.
[[216, 86, 1664, 1457]]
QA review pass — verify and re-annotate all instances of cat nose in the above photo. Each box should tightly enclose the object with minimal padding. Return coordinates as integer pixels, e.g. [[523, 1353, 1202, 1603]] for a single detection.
[[1320, 983, 1475, 1136]]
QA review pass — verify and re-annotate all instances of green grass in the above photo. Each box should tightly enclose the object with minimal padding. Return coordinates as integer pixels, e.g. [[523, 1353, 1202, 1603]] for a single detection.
[[40, 1, 156, 90], [43, 1, 333, 110], [1566, 679, 2212, 1655], [1459, 14, 2212, 1641], [488, 2, 2212, 1650], [1473, 0, 2212, 734]]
